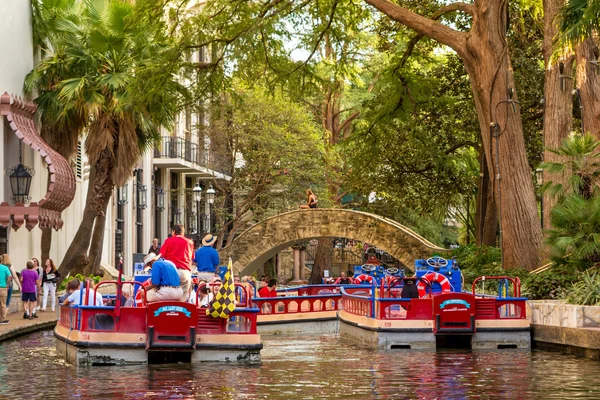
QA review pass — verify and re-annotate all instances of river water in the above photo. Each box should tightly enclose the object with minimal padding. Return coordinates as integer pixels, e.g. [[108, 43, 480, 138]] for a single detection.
[[1, 331, 600, 399]]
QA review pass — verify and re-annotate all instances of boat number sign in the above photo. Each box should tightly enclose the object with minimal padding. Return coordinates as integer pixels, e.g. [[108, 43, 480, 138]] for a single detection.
[[439, 299, 470, 309], [154, 306, 192, 317]]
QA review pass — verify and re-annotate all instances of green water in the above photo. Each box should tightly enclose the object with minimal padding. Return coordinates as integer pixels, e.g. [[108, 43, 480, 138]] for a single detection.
[[1, 331, 599, 399]]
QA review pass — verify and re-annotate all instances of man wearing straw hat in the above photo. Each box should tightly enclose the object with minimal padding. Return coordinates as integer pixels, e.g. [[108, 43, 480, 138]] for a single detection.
[[193, 234, 220, 282], [142, 253, 183, 303]]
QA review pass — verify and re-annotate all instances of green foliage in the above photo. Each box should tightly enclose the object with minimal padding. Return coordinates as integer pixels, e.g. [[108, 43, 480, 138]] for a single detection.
[[557, 0, 600, 48], [523, 265, 579, 300], [58, 273, 101, 291], [566, 269, 600, 306]]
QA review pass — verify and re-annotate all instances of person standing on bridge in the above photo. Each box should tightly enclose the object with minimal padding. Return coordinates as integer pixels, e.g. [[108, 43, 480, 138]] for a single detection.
[[193, 234, 220, 282], [300, 189, 318, 209], [160, 224, 194, 302]]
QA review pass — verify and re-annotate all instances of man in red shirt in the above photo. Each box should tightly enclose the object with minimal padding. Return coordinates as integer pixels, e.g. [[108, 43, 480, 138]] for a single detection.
[[258, 279, 278, 298], [160, 224, 193, 301]]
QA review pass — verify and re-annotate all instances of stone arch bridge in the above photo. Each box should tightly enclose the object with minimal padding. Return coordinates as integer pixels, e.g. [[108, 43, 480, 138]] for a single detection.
[[218, 209, 449, 277]]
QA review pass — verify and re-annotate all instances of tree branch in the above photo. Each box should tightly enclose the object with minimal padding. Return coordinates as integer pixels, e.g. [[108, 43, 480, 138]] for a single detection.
[[364, 0, 468, 56]]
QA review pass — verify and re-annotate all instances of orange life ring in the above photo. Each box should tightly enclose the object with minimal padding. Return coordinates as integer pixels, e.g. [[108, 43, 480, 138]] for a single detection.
[[417, 272, 452, 298], [135, 279, 151, 307], [355, 274, 375, 285]]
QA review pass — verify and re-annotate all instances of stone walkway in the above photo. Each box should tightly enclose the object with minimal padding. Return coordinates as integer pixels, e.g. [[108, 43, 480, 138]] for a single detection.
[[0, 309, 57, 342]]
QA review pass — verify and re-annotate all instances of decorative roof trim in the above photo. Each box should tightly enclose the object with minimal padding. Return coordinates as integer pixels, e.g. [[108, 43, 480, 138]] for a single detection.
[[0, 92, 76, 231]]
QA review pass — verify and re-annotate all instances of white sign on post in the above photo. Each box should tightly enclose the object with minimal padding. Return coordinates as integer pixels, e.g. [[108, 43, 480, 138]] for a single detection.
[[324, 270, 330, 278]]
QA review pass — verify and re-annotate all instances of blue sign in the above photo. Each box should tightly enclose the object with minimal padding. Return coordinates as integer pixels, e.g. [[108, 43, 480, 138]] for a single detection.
[[154, 306, 191, 317], [440, 299, 471, 309]]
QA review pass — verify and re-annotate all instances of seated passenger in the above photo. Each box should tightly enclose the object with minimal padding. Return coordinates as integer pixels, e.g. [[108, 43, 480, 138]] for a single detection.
[[58, 278, 80, 304], [63, 278, 104, 306], [401, 277, 419, 299], [338, 272, 352, 285], [258, 279, 278, 298], [122, 284, 135, 307], [143, 253, 183, 302], [201, 277, 222, 307]]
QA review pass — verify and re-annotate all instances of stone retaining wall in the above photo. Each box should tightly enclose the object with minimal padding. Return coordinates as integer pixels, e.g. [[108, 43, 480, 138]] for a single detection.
[[529, 300, 600, 360]]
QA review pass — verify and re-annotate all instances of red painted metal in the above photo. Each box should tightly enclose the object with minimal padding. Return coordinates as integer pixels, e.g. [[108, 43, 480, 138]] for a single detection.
[[471, 276, 521, 297], [432, 292, 476, 333], [377, 299, 433, 320]]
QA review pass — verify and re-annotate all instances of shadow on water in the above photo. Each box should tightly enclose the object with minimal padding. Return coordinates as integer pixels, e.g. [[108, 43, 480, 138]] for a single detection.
[[1, 331, 600, 399]]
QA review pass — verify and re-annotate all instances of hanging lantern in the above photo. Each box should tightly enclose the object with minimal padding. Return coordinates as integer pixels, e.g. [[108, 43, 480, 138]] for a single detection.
[[5, 141, 34, 204]]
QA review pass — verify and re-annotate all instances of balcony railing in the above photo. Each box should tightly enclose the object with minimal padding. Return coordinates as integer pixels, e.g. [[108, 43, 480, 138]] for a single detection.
[[155, 136, 208, 165], [154, 136, 231, 176]]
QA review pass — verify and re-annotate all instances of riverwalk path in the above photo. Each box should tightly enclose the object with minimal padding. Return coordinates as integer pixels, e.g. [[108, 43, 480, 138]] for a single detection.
[[0, 310, 57, 342]]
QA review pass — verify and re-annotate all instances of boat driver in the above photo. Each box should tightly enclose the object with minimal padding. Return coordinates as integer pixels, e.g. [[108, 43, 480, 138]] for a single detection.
[[338, 271, 352, 285], [401, 277, 419, 299], [143, 253, 183, 303]]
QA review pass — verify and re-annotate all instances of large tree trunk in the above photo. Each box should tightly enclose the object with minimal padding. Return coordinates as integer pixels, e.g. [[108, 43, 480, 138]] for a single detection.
[[366, 0, 543, 269], [475, 149, 498, 246], [542, 0, 574, 231], [575, 38, 600, 138], [40, 227, 52, 265], [87, 212, 107, 276], [59, 150, 114, 276], [309, 238, 333, 284]]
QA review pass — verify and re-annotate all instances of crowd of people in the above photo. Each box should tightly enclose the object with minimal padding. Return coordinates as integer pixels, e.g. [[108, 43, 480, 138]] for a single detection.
[[0, 223, 284, 325], [0, 253, 62, 325]]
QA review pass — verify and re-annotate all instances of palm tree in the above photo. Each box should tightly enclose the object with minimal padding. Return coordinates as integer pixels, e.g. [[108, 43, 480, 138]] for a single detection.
[[557, 0, 600, 48], [540, 133, 600, 200], [25, 0, 183, 275]]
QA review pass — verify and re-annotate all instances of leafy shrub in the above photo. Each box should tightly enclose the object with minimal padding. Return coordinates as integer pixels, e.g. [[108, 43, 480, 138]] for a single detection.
[[566, 269, 600, 306], [522, 265, 579, 300], [58, 273, 101, 291]]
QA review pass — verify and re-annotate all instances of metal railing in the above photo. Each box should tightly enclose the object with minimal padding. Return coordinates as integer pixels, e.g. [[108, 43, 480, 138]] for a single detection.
[[154, 136, 230, 175]]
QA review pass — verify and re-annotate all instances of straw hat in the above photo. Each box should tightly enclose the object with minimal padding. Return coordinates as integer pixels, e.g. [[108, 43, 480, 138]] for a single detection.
[[143, 253, 161, 270], [202, 234, 217, 246]]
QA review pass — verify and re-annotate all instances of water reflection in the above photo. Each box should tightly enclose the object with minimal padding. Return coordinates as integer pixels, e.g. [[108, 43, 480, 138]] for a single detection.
[[0, 331, 599, 399]]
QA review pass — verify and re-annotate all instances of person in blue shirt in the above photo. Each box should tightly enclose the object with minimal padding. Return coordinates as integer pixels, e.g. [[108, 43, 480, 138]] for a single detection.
[[193, 234, 220, 281], [143, 253, 183, 302]]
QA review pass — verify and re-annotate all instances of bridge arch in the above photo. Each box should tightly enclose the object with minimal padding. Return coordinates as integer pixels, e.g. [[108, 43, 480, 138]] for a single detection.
[[218, 209, 449, 276]]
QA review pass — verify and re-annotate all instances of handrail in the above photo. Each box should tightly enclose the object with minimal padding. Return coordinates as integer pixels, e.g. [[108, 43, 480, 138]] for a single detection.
[[471, 276, 520, 297], [94, 280, 147, 307]]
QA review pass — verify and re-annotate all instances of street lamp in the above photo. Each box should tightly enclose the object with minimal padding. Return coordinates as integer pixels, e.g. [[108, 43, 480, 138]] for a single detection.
[[136, 182, 147, 209], [155, 186, 165, 211], [193, 180, 202, 235], [206, 184, 216, 232], [5, 140, 34, 204], [536, 168, 544, 228], [118, 183, 128, 205]]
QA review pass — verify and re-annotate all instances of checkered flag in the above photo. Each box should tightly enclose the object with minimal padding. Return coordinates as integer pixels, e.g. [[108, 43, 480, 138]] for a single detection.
[[206, 258, 236, 318]]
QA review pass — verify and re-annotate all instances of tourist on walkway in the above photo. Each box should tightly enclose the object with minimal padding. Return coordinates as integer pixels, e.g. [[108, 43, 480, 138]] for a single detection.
[[0, 254, 12, 324], [41, 259, 61, 312], [148, 238, 161, 255], [32, 258, 43, 315], [300, 189, 318, 209], [142, 253, 183, 302], [2, 254, 21, 309], [63, 278, 104, 306], [193, 234, 220, 282], [160, 224, 194, 301], [20, 261, 39, 319], [258, 279, 278, 298]]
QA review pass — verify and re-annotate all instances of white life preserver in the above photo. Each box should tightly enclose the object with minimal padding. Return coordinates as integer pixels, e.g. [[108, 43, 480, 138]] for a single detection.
[[417, 272, 452, 298]]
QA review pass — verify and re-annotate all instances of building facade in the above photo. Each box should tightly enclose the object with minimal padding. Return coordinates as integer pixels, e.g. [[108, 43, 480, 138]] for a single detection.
[[0, 1, 228, 276]]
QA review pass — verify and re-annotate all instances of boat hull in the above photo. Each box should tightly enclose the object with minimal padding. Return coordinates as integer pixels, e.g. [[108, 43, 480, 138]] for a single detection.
[[258, 311, 339, 335], [54, 324, 262, 365], [338, 309, 530, 350]]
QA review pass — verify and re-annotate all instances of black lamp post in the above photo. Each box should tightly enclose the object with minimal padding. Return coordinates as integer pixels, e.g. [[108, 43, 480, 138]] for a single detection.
[[155, 186, 165, 211], [136, 182, 147, 209], [206, 184, 216, 233], [118, 183, 129, 205], [193, 180, 202, 235], [5, 141, 34, 204], [536, 168, 544, 228]]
